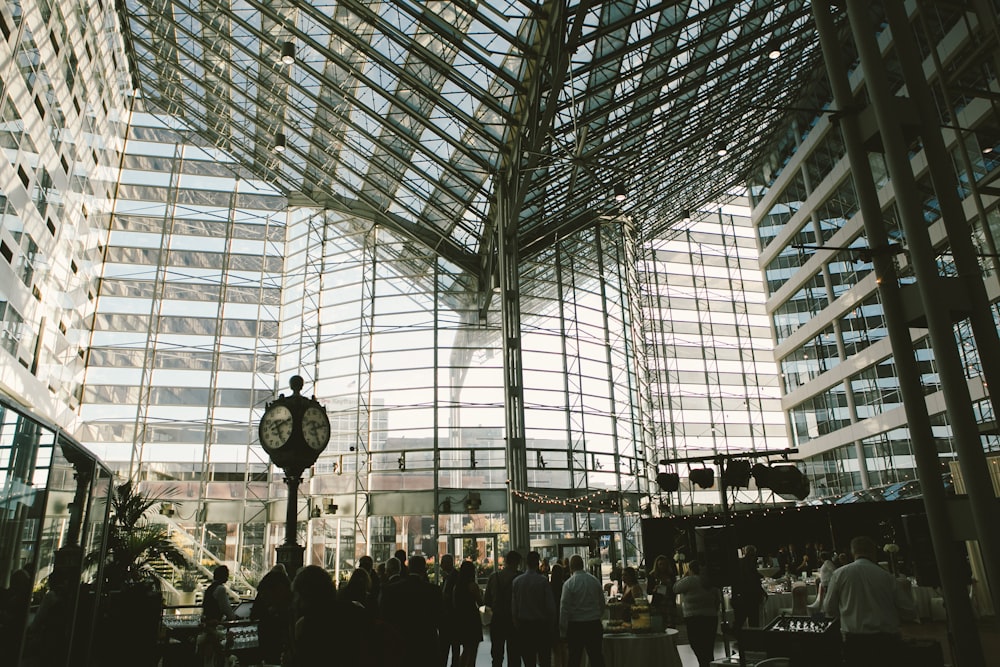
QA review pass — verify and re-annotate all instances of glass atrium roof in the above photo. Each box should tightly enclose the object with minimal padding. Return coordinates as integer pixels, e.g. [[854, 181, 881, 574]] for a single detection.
[[120, 0, 824, 275]]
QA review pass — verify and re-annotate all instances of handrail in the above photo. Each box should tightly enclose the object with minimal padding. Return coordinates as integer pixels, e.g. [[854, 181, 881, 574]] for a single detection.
[[151, 514, 255, 596]]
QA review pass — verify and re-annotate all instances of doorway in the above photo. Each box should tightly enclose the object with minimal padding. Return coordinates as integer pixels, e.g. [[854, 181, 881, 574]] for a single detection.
[[531, 538, 596, 577], [447, 533, 499, 585], [531, 533, 621, 584]]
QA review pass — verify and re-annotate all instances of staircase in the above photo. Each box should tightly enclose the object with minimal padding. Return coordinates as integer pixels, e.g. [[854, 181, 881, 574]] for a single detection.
[[151, 514, 254, 598]]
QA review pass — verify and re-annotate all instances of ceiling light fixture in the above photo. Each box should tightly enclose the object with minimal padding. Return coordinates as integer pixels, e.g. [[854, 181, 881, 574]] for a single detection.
[[280, 41, 295, 65], [714, 141, 728, 157], [274, 132, 287, 153], [613, 181, 627, 202], [767, 39, 782, 60]]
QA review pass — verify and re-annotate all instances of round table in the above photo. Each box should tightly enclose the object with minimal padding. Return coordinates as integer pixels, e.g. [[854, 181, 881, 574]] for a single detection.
[[582, 629, 682, 667]]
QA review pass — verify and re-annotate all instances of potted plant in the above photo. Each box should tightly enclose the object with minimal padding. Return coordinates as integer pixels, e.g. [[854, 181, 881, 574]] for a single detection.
[[90, 480, 189, 667], [176, 570, 200, 606]]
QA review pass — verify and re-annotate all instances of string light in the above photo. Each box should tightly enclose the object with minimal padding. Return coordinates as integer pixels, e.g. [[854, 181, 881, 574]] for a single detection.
[[511, 489, 624, 513]]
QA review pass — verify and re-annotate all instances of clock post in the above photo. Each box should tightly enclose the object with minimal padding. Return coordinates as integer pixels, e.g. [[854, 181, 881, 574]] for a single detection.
[[258, 375, 331, 578]]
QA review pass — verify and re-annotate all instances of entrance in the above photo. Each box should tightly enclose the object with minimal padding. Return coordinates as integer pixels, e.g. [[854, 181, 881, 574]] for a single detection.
[[531, 538, 597, 579], [531, 533, 621, 584], [448, 533, 499, 585]]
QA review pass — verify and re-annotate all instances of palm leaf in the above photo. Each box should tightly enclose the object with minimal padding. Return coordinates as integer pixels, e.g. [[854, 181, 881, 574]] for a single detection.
[[96, 480, 190, 589]]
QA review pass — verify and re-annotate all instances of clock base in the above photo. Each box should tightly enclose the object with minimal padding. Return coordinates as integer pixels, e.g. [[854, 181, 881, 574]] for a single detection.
[[275, 543, 305, 579]]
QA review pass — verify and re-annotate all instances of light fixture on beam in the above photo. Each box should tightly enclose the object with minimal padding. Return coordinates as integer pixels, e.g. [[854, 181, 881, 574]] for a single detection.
[[766, 39, 782, 60], [439, 491, 481, 513], [689, 467, 715, 489], [656, 471, 680, 492], [280, 41, 296, 65], [752, 462, 810, 500], [325, 500, 338, 514], [613, 181, 627, 202], [722, 460, 752, 488], [714, 141, 729, 157], [464, 492, 482, 512], [274, 132, 287, 153]]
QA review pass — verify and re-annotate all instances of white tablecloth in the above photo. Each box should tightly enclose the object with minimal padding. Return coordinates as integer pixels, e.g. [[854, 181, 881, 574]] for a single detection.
[[762, 593, 792, 623], [582, 630, 682, 667], [911, 585, 937, 619], [723, 591, 801, 625]]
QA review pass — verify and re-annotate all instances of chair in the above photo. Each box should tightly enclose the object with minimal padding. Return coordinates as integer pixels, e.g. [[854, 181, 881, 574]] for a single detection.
[[777, 582, 810, 618], [790, 582, 809, 616], [807, 581, 824, 612]]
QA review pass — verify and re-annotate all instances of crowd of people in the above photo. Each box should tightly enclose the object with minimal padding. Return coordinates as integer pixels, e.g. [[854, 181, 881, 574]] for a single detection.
[[214, 549, 607, 667], [200, 534, 919, 667]]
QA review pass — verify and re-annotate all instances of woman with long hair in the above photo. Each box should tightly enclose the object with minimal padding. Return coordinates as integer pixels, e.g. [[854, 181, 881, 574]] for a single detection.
[[452, 560, 484, 667], [289, 565, 338, 666], [647, 554, 678, 627], [673, 560, 722, 667]]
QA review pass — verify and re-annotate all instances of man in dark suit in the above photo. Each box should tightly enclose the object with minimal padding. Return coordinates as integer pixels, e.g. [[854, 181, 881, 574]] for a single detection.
[[731, 545, 766, 629], [380, 554, 443, 667], [485, 550, 523, 667], [439, 554, 461, 667]]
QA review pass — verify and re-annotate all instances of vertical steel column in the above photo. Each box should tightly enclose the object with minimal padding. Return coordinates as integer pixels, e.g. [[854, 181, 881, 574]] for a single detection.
[[352, 227, 377, 559], [496, 176, 530, 556], [618, 217, 649, 562], [886, 1, 1000, 414], [847, 0, 1000, 616], [813, 4, 986, 664]]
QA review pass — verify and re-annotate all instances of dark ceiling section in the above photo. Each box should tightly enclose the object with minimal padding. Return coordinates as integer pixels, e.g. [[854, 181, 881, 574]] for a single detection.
[[122, 0, 829, 275]]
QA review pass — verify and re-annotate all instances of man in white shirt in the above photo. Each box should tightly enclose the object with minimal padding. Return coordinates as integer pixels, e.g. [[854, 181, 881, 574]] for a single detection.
[[823, 536, 916, 667], [559, 554, 606, 667]]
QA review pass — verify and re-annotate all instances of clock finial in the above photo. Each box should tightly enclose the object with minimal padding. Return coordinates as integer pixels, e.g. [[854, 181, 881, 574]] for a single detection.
[[289, 375, 304, 394]]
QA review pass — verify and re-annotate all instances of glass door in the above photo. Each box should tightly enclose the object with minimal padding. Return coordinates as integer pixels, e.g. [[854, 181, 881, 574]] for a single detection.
[[531, 538, 598, 578], [450, 533, 498, 586]]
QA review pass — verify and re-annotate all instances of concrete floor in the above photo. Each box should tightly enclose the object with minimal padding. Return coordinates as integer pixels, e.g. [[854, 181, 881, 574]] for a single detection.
[[471, 618, 1000, 666], [472, 627, 708, 667]]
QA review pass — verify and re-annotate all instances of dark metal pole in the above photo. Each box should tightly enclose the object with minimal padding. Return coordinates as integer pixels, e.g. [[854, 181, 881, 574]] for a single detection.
[[277, 473, 304, 578], [846, 0, 1000, 617], [813, 3, 986, 663], [884, 1, 1000, 414]]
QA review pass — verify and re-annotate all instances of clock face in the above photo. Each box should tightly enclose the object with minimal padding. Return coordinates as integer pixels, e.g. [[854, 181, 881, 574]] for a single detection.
[[259, 404, 293, 451], [302, 405, 331, 451]]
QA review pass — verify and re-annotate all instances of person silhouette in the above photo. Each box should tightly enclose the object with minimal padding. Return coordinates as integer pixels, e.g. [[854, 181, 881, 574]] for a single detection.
[[251, 564, 292, 664]]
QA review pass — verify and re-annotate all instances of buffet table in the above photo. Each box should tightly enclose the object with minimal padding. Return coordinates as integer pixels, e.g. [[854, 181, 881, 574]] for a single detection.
[[582, 629, 682, 667]]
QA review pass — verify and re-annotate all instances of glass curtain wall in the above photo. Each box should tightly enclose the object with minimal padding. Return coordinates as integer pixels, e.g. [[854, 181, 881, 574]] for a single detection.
[[0, 396, 113, 667], [640, 204, 789, 512], [304, 213, 647, 578], [747, 5, 1000, 497], [76, 110, 285, 579], [0, 0, 126, 422]]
